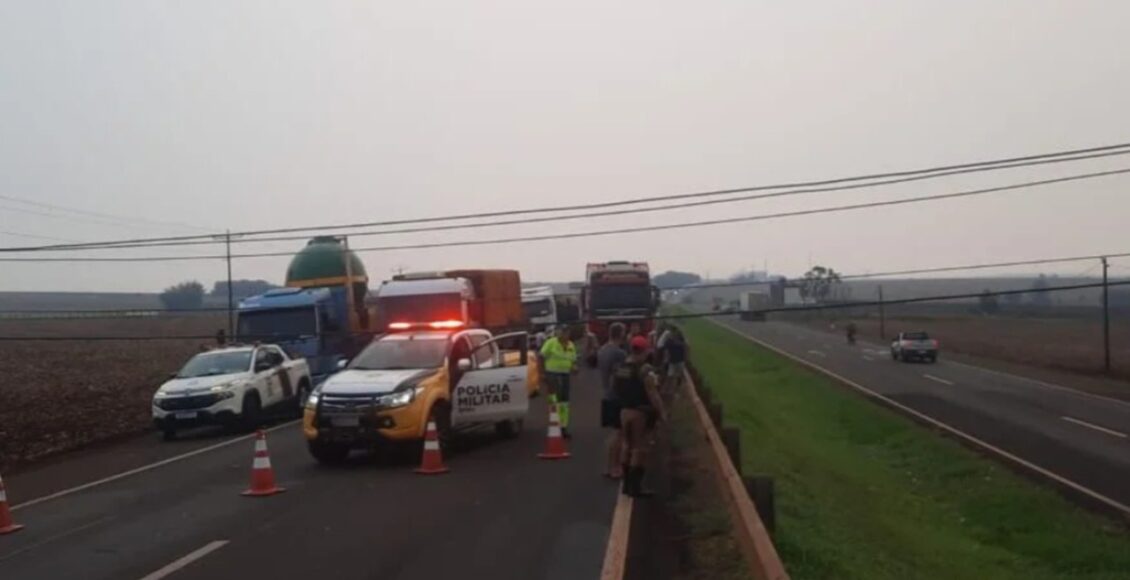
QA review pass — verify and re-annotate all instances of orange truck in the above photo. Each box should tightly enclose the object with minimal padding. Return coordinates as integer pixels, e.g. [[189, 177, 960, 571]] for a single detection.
[[371, 269, 525, 334]]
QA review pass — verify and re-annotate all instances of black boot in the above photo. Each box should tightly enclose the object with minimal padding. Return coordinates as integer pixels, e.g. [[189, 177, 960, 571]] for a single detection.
[[629, 467, 654, 498]]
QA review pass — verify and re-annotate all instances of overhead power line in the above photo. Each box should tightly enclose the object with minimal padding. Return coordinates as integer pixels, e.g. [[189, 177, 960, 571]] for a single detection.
[[1, 167, 1127, 263], [0, 230, 79, 243], [0, 194, 218, 235], [4, 141, 1129, 253], [4, 279, 1127, 340], [20, 148, 1130, 252]]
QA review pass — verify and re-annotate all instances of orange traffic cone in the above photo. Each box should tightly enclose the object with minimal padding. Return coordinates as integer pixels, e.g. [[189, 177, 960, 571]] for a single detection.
[[415, 420, 450, 475], [242, 430, 286, 497], [538, 403, 571, 460], [0, 472, 24, 535]]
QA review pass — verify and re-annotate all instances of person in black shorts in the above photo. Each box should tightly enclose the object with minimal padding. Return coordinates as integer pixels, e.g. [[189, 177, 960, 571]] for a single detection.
[[614, 336, 667, 498], [597, 323, 628, 479]]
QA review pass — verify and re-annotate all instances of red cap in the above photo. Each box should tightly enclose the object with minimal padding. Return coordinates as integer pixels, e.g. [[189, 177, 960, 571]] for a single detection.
[[630, 336, 650, 352]]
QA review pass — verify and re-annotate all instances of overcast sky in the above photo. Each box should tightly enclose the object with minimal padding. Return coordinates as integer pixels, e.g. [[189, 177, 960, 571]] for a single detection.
[[2, 1, 1129, 292]]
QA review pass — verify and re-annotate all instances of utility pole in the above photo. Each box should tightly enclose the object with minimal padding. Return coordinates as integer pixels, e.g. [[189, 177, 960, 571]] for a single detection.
[[878, 284, 886, 340], [225, 230, 234, 340], [1102, 256, 1110, 373], [341, 236, 357, 332]]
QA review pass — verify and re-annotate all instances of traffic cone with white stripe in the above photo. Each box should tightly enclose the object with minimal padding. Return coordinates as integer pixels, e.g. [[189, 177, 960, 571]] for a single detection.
[[242, 430, 286, 497], [415, 420, 450, 475], [0, 472, 24, 535], [538, 402, 571, 460]]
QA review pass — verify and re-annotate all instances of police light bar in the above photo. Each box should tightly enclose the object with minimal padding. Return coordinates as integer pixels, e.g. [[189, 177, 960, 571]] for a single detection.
[[387, 320, 464, 331]]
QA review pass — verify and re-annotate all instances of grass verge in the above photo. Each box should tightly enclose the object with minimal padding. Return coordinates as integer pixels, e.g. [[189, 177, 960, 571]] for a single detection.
[[679, 315, 1130, 580]]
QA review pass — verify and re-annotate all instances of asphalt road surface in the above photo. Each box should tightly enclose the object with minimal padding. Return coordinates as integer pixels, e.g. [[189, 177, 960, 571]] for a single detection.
[[711, 317, 1130, 512], [0, 369, 617, 580]]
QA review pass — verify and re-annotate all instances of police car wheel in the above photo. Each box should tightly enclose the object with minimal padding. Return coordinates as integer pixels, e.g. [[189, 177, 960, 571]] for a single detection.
[[241, 392, 263, 432], [495, 418, 522, 439], [161, 427, 177, 441]]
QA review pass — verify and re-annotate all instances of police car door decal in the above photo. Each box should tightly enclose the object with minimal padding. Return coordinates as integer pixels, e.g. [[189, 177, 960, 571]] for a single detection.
[[452, 367, 529, 425]]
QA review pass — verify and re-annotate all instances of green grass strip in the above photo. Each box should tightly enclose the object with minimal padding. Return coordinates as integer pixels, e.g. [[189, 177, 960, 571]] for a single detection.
[[679, 315, 1130, 580]]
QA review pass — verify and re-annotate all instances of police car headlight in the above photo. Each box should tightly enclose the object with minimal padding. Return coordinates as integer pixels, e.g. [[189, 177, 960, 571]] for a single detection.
[[209, 381, 243, 399], [377, 386, 422, 409]]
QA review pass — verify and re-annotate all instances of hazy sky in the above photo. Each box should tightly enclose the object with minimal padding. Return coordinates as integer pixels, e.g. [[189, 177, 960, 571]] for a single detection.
[[2, 1, 1129, 292]]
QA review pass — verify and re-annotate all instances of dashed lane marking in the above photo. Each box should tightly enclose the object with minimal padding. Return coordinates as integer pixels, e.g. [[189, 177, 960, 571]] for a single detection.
[[1061, 416, 1128, 439], [807, 350, 826, 358], [138, 540, 229, 580], [924, 374, 955, 386]]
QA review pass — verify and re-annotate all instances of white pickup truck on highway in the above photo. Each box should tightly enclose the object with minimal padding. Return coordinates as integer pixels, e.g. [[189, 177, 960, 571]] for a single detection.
[[890, 331, 940, 363], [152, 344, 313, 440]]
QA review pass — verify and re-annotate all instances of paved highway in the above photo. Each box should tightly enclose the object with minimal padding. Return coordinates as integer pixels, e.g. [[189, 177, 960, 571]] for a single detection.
[[710, 317, 1130, 512], [0, 370, 617, 580]]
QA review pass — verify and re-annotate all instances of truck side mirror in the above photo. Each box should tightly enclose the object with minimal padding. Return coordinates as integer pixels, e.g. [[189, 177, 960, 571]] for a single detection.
[[457, 358, 472, 372]]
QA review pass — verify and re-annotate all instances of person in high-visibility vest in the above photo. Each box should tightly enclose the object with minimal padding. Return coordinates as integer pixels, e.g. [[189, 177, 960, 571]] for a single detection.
[[539, 325, 579, 438]]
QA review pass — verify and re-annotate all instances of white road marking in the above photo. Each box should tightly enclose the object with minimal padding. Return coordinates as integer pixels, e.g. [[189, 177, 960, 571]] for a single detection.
[[1061, 416, 1128, 439], [923, 374, 954, 386], [862, 356, 874, 362], [946, 360, 1130, 410], [12, 420, 300, 512], [138, 540, 229, 580], [807, 350, 826, 358], [706, 317, 1130, 519]]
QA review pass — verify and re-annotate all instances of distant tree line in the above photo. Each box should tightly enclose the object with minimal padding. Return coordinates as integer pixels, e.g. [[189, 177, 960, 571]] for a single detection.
[[159, 279, 277, 310]]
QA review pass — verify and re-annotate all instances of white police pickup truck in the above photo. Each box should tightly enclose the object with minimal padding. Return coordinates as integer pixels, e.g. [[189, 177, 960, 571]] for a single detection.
[[153, 344, 313, 440]]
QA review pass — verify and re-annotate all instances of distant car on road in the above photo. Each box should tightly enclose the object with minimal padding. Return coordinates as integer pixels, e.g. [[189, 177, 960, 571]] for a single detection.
[[152, 344, 313, 440], [891, 331, 939, 363]]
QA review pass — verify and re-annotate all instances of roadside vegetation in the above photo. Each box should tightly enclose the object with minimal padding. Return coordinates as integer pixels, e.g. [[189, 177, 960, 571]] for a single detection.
[[678, 314, 1130, 580]]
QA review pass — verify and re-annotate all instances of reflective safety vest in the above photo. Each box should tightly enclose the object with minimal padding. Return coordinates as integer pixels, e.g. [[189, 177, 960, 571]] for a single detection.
[[540, 337, 577, 374]]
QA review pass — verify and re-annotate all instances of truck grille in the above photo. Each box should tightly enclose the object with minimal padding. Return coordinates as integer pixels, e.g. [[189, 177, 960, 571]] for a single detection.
[[157, 393, 223, 411]]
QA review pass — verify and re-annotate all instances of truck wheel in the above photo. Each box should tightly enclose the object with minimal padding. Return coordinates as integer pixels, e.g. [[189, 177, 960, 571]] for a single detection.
[[928, 355, 938, 364], [890, 350, 898, 361], [241, 391, 263, 432], [308, 441, 350, 465], [293, 379, 312, 418], [494, 418, 523, 439], [161, 427, 177, 442]]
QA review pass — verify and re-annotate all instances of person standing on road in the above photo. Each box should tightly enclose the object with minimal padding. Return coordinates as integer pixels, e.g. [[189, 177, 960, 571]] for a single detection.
[[615, 336, 667, 498], [662, 327, 689, 393], [598, 323, 628, 479], [539, 325, 578, 438]]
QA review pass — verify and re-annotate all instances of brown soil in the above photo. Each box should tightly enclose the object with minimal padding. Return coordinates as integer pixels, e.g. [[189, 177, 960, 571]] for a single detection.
[[0, 316, 226, 471]]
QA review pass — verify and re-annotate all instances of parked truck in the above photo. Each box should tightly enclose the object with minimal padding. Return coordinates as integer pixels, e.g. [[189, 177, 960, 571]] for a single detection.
[[581, 261, 660, 343], [372, 269, 525, 333], [236, 237, 375, 384], [521, 285, 558, 332]]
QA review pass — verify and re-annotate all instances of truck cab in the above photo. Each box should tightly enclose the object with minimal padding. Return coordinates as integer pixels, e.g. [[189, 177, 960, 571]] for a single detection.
[[521, 285, 558, 333], [237, 287, 367, 384], [303, 325, 540, 464]]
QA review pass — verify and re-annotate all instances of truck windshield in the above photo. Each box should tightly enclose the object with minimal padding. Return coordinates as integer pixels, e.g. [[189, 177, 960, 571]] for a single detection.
[[237, 307, 317, 339], [903, 332, 930, 340], [350, 338, 448, 370], [523, 298, 554, 319], [377, 294, 462, 326], [177, 351, 252, 378], [591, 285, 653, 311]]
